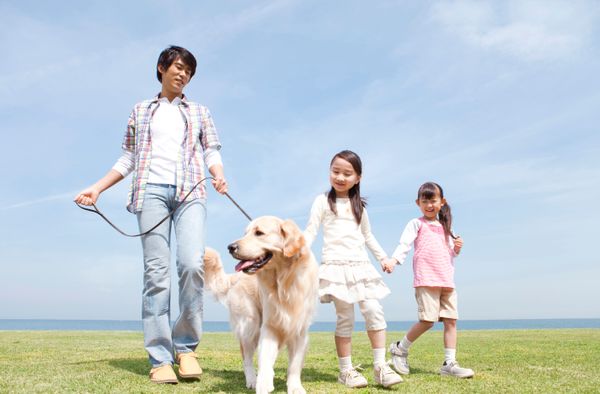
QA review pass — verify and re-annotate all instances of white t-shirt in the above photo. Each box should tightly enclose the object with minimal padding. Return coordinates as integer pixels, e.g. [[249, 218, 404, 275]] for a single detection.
[[112, 96, 222, 182]]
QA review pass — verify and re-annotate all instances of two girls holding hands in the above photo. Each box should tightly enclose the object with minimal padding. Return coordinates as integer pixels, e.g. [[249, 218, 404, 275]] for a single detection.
[[304, 152, 473, 389]]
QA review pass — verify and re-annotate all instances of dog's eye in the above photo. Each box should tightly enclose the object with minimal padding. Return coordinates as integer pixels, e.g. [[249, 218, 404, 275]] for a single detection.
[[254, 230, 264, 236]]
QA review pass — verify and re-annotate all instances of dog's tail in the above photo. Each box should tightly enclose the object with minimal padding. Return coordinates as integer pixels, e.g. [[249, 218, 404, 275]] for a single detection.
[[204, 247, 235, 305]]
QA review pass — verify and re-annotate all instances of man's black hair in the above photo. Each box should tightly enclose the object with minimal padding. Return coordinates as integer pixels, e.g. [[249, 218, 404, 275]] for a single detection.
[[156, 45, 197, 82]]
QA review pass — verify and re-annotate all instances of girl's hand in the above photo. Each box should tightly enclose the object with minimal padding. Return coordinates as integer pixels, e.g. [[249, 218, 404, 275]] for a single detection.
[[454, 236, 463, 254], [381, 257, 396, 274], [74, 186, 100, 206]]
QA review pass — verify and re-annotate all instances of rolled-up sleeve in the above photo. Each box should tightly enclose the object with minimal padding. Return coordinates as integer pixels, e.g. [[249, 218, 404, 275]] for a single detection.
[[112, 150, 134, 177], [204, 147, 223, 169], [112, 108, 137, 177]]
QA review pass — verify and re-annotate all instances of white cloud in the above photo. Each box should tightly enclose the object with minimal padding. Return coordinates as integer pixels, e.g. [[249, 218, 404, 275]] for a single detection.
[[0, 1, 298, 100], [0, 191, 79, 211], [431, 0, 597, 61]]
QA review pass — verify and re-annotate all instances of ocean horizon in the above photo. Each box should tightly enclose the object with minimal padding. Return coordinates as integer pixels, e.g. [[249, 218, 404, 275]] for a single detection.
[[1, 318, 598, 332]]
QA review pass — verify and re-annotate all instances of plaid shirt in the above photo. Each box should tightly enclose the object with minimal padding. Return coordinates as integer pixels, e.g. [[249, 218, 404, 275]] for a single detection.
[[121, 94, 221, 213]]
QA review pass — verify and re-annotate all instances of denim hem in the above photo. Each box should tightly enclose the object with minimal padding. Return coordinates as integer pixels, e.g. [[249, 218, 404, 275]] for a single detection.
[[151, 361, 173, 368]]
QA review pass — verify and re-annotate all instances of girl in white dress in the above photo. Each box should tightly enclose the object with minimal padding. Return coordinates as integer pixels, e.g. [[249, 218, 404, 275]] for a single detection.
[[304, 150, 402, 388]]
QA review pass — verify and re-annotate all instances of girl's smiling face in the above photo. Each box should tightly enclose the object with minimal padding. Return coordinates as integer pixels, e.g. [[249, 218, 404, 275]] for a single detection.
[[329, 157, 360, 197], [416, 193, 446, 221]]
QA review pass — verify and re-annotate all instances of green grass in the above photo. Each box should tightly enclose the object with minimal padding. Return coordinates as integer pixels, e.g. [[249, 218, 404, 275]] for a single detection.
[[1, 329, 599, 393]]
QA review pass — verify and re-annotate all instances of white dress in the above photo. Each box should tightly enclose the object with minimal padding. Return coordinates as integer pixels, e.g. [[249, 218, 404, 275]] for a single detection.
[[304, 194, 390, 304]]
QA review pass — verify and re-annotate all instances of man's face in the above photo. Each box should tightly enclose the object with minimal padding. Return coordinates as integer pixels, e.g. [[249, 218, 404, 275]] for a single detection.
[[158, 57, 192, 97]]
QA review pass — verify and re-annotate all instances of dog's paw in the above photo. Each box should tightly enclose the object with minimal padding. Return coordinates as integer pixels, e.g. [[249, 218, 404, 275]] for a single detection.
[[246, 374, 257, 389], [255, 379, 274, 394], [287, 385, 306, 394]]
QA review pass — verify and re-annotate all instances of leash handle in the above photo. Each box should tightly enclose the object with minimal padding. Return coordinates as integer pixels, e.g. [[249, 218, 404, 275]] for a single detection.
[[75, 176, 252, 237]]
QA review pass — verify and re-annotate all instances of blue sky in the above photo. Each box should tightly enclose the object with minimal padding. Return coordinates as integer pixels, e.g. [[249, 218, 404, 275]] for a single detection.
[[1, 0, 598, 323]]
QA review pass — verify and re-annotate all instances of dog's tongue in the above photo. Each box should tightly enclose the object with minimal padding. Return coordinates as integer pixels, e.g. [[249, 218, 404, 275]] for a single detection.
[[235, 260, 255, 272]]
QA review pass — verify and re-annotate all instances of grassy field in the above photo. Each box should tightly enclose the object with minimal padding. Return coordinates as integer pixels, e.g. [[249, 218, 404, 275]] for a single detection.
[[1, 329, 599, 393]]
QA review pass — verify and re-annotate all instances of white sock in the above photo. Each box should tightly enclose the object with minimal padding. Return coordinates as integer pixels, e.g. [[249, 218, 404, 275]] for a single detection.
[[444, 348, 456, 363], [373, 348, 386, 368], [339, 356, 352, 372], [399, 336, 413, 352]]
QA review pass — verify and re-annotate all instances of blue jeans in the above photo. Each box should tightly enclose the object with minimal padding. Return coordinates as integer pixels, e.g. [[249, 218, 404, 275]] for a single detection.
[[137, 183, 206, 367]]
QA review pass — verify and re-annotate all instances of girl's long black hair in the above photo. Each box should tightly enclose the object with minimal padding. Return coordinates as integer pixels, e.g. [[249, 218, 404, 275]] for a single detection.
[[417, 182, 456, 240], [327, 150, 366, 224]]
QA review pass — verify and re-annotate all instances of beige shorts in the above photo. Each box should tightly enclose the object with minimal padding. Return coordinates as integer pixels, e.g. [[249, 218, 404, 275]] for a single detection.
[[415, 287, 458, 322]]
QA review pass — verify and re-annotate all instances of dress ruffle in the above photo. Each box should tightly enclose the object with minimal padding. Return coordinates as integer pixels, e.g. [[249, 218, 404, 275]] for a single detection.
[[319, 260, 390, 304]]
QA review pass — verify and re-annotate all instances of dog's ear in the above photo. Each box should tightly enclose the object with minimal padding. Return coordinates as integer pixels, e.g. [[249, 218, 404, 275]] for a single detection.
[[281, 219, 305, 258]]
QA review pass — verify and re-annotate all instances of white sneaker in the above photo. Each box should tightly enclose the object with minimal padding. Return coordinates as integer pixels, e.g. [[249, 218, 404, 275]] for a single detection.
[[440, 360, 474, 378], [374, 363, 403, 387], [338, 365, 368, 388], [389, 342, 410, 375]]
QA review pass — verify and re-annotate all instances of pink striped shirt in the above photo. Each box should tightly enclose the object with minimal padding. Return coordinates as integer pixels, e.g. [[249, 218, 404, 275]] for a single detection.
[[413, 218, 455, 288], [391, 217, 457, 288]]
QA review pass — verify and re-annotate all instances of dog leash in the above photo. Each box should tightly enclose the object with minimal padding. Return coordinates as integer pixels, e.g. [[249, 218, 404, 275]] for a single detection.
[[74, 176, 252, 237]]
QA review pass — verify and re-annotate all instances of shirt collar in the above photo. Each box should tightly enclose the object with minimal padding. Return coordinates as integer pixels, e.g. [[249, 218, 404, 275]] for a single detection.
[[152, 93, 188, 106]]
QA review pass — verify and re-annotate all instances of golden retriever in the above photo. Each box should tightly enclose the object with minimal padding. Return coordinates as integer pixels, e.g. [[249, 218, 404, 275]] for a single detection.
[[204, 216, 318, 394]]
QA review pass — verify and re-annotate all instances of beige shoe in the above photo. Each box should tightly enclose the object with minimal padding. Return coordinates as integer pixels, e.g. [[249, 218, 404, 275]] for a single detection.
[[176, 352, 203, 378], [374, 363, 403, 387], [440, 360, 474, 378], [149, 364, 178, 384], [389, 342, 410, 375], [338, 365, 368, 388]]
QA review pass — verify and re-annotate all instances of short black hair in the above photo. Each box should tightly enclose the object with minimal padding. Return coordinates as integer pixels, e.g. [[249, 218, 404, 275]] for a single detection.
[[156, 45, 197, 82]]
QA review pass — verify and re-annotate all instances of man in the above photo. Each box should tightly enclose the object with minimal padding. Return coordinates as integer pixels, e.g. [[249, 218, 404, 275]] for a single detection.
[[75, 46, 227, 384]]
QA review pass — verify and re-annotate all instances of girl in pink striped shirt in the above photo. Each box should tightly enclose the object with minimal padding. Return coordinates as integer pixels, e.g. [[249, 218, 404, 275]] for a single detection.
[[382, 182, 474, 378]]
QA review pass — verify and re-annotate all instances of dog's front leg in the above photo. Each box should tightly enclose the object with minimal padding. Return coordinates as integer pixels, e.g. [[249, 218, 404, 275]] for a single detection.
[[240, 340, 257, 389], [255, 327, 279, 394], [286, 333, 308, 394]]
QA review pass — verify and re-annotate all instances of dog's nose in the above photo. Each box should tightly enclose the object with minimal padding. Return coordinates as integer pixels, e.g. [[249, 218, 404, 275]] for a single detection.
[[228, 243, 238, 254]]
